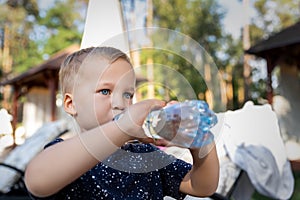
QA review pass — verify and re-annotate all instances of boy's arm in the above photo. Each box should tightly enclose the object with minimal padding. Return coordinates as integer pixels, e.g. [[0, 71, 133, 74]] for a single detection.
[[179, 143, 219, 197], [25, 121, 130, 197], [24, 99, 165, 198]]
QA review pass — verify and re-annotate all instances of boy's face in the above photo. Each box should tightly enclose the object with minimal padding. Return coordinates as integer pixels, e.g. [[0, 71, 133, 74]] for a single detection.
[[71, 57, 135, 131]]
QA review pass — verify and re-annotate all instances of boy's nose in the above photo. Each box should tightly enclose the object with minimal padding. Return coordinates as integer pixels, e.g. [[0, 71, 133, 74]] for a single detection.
[[112, 96, 126, 110]]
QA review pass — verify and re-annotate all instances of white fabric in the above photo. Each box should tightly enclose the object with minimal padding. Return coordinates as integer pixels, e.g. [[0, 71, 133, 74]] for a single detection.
[[219, 101, 294, 199], [233, 144, 294, 199], [0, 108, 13, 135], [0, 119, 70, 193]]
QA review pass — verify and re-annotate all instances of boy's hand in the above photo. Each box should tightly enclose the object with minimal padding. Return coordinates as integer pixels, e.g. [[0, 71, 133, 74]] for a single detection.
[[115, 99, 166, 140], [139, 137, 170, 146]]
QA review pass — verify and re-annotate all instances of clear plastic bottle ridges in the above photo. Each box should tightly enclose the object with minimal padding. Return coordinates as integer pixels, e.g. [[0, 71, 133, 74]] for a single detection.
[[143, 100, 218, 148]]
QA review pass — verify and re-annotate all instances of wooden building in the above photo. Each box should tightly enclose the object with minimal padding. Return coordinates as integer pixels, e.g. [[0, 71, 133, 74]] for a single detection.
[[246, 22, 300, 170], [0, 45, 80, 140]]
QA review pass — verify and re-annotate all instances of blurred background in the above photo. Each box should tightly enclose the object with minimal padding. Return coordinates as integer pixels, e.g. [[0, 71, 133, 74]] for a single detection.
[[0, 0, 299, 199]]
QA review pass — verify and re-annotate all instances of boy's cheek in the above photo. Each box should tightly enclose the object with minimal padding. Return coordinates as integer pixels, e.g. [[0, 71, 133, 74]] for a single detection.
[[96, 112, 113, 125]]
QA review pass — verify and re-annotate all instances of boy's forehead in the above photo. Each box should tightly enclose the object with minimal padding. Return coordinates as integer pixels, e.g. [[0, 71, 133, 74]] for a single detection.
[[77, 57, 134, 85], [79, 56, 110, 77]]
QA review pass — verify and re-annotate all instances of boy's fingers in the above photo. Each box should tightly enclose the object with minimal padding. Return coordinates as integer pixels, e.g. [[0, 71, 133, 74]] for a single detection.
[[153, 138, 170, 146], [166, 100, 178, 106], [147, 99, 166, 111], [139, 137, 155, 144]]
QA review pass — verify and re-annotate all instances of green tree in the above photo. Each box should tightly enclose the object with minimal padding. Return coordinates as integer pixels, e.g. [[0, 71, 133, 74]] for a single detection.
[[0, 0, 41, 74], [250, 0, 299, 43], [222, 34, 244, 109], [139, 0, 227, 111], [0, 0, 87, 75], [37, 0, 87, 58], [153, 0, 225, 69], [248, 0, 299, 103]]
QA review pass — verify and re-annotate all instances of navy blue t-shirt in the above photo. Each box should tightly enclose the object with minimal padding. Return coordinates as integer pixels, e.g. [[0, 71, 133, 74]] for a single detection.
[[30, 139, 192, 200]]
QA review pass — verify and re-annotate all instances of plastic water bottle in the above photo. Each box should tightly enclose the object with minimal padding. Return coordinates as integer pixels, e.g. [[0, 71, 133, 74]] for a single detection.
[[142, 100, 218, 148], [114, 100, 218, 148]]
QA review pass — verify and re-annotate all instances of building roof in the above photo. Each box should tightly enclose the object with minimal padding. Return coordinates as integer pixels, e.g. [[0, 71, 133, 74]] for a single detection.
[[247, 22, 300, 54], [0, 45, 147, 89], [245, 22, 300, 70], [0, 45, 80, 88]]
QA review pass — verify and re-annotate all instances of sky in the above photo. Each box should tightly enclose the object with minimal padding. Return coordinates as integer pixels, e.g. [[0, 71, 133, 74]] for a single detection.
[[219, 0, 256, 38], [37, 0, 256, 39]]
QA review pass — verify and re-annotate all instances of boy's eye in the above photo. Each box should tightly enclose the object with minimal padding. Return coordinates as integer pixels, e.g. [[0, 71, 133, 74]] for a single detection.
[[123, 92, 134, 99], [99, 89, 111, 95]]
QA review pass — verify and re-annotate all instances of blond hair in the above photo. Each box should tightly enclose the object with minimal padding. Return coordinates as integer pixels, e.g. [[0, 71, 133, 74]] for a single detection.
[[59, 46, 131, 94]]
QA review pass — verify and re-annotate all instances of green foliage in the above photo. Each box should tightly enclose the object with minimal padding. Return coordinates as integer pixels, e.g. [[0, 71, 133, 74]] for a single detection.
[[251, 0, 299, 43], [38, 0, 81, 29], [43, 27, 81, 56], [139, 48, 207, 102], [153, 0, 225, 67], [291, 172, 300, 200], [6, 0, 39, 17], [35, 0, 85, 60], [142, 0, 225, 108], [0, 1, 39, 74], [248, 0, 299, 104], [0, 0, 86, 76], [249, 24, 265, 45], [13, 40, 43, 73], [222, 34, 245, 109]]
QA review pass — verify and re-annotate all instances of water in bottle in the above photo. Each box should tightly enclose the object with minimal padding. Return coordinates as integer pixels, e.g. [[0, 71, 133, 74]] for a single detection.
[[143, 100, 218, 148]]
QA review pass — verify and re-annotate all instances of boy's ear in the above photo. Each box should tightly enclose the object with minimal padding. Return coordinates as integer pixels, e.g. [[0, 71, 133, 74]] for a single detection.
[[64, 93, 77, 116]]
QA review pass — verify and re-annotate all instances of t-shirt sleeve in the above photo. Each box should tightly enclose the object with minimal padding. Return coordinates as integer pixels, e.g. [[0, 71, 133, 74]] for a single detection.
[[27, 192, 57, 200], [160, 158, 192, 199], [44, 138, 64, 149]]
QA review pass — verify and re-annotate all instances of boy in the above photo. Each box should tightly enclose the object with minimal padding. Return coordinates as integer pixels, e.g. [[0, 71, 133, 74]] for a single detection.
[[25, 46, 219, 199]]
